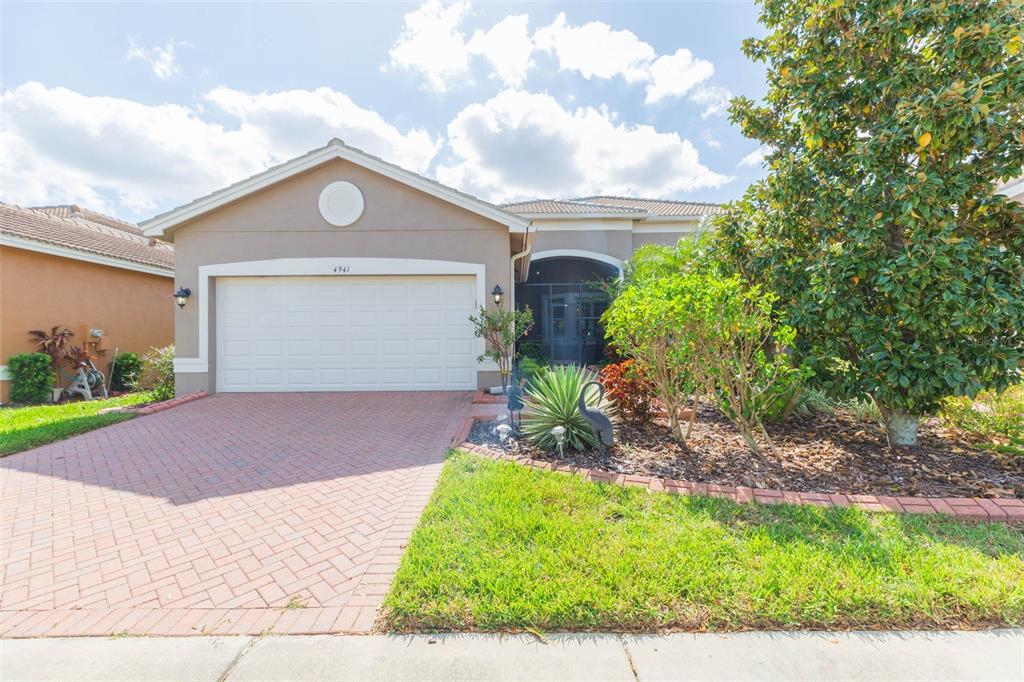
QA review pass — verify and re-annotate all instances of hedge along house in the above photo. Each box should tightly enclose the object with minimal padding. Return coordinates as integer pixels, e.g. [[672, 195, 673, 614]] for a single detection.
[[141, 139, 719, 396], [0, 203, 175, 402]]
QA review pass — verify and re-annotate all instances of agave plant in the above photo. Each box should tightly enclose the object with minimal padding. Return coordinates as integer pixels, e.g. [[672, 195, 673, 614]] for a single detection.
[[521, 364, 616, 451]]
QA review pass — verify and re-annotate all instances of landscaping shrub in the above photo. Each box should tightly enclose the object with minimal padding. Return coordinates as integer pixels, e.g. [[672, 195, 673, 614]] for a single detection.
[[522, 365, 616, 451], [602, 274, 695, 443], [599, 360, 655, 424], [940, 385, 1024, 456], [684, 277, 804, 453], [109, 351, 142, 392], [138, 345, 175, 401], [516, 356, 545, 389], [517, 341, 546, 364], [7, 352, 53, 404]]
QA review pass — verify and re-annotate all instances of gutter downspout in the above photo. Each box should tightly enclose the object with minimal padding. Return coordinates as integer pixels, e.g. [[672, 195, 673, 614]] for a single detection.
[[509, 221, 534, 361]]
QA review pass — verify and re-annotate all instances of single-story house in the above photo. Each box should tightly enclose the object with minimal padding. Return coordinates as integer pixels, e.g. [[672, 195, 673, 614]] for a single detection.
[[140, 138, 719, 396], [0, 203, 175, 402]]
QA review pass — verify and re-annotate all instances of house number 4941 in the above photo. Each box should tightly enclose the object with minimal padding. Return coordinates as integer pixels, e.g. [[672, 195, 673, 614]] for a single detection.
[[331, 265, 351, 273]]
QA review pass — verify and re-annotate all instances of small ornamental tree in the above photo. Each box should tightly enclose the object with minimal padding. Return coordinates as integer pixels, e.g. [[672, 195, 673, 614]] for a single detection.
[[719, 0, 1024, 445], [469, 305, 534, 393]]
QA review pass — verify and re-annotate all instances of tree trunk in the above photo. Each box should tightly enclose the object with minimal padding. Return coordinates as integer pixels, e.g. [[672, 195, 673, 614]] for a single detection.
[[668, 407, 685, 443], [883, 408, 919, 446]]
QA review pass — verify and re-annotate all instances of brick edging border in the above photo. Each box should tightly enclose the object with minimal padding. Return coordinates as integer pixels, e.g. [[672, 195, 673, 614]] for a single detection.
[[134, 391, 208, 415], [452, 417, 1024, 523]]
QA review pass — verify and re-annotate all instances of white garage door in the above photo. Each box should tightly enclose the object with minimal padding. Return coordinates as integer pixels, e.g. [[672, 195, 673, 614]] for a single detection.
[[216, 275, 478, 392]]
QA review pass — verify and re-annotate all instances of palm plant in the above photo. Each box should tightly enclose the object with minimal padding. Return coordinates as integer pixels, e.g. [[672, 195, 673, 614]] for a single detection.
[[521, 365, 616, 451]]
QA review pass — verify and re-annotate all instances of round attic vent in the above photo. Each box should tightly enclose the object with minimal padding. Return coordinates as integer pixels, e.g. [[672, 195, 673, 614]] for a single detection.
[[318, 181, 364, 226]]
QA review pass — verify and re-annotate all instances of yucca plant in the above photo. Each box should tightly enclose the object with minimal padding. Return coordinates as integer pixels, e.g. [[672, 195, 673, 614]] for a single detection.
[[521, 365, 616, 451]]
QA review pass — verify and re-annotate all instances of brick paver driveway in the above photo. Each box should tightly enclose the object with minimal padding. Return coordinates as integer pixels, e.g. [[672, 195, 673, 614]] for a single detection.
[[0, 392, 474, 637]]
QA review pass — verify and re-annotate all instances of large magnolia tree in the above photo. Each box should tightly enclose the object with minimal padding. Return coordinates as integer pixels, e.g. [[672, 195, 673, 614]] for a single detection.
[[717, 0, 1024, 444]]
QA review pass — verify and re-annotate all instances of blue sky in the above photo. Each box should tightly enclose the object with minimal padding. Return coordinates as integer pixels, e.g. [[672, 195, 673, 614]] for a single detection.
[[1, 1, 769, 221]]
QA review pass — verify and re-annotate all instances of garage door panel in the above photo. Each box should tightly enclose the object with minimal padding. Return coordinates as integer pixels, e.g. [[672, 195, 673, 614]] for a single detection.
[[216, 275, 478, 392]]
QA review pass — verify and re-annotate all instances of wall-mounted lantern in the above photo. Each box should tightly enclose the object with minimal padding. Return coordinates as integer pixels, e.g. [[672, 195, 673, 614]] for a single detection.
[[174, 287, 192, 309], [491, 284, 504, 307]]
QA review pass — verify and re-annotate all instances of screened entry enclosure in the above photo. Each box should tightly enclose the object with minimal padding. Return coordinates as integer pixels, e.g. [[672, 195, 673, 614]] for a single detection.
[[515, 257, 619, 366]]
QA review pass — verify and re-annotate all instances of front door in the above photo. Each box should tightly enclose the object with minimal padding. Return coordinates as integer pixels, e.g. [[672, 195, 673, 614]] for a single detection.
[[542, 292, 608, 365]]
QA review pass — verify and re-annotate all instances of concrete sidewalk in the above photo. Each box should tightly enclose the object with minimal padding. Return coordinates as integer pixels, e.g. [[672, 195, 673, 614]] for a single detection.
[[1, 631, 1021, 681]]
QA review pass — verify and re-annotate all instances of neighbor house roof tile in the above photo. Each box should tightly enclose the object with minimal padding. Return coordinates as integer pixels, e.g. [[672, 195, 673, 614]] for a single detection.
[[501, 199, 647, 215], [0, 202, 174, 271], [573, 196, 722, 216]]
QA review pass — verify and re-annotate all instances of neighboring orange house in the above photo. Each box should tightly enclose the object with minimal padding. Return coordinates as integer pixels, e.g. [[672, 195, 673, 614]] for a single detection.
[[0, 203, 174, 402]]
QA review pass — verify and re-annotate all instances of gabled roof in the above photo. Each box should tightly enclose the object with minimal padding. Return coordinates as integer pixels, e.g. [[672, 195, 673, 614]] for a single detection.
[[501, 199, 646, 218], [0, 202, 174, 275], [141, 138, 531, 237], [574, 195, 721, 217]]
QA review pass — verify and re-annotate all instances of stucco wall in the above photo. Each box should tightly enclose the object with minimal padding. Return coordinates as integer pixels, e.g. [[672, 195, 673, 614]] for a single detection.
[[1, 246, 173, 402], [168, 158, 511, 394], [530, 230, 635, 265]]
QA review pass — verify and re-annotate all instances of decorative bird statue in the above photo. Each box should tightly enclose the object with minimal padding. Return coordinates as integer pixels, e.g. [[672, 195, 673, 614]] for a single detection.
[[578, 381, 614, 458]]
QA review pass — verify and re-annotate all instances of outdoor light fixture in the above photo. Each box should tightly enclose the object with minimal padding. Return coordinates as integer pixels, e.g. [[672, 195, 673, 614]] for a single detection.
[[551, 425, 566, 457], [174, 287, 192, 309], [492, 284, 504, 306]]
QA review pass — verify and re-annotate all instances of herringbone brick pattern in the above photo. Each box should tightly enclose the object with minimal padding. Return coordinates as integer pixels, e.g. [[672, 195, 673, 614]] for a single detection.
[[0, 392, 473, 637]]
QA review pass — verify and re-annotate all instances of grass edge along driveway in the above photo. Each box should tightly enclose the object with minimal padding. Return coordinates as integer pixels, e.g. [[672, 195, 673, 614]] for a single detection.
[[0, 393, 152, 456], [384, 450, 1024, 633]]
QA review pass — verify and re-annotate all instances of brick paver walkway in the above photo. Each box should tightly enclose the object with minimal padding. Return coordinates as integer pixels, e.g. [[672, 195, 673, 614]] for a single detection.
[[0, 392, 475, 637]]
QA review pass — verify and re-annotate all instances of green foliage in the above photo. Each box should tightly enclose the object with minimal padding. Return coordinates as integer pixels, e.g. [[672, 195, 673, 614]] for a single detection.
[[384, 451, 1024, 632], [625, 1, 1024, 444], [469, 305, 534, 392], [599, 360, 656, 424], [516, 356, 545, 389], [522, 365, 616, 451], [138, 345, 175, 401], [940, 384, 1024, 455], [602, 267, 696, 442], [604, 247, 804, 450], [517, 341, 547, 364], [717, 0, 1024, 434], [109, 351, 142, 392], [7, 352, 53, 404], [677, 275, 805, 452]]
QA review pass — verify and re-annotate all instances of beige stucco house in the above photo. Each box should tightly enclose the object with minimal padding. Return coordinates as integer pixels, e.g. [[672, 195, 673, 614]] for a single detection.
[[141, 139, 718, 396]]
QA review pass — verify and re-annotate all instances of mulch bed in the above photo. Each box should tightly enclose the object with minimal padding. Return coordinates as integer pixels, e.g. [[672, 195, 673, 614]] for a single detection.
[[469, 404, 1024, 499]]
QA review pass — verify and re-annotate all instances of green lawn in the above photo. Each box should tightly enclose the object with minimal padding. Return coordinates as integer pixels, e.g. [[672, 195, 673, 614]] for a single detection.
[[383, 450, 1024, 632], [0, 393, 153, 456]]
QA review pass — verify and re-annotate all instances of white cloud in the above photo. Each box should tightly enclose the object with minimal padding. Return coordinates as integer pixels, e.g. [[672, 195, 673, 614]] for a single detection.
[[533, 13, 654, 83], [387, 3, 726, 110], [386, 0, 472, 92], [466, 14, 533, 87], [205, 87, 440, 173], [690, 85, 732, 118], [1, 82, 441, 218], [436, 89, 731, 203], [385, 1, 533, 91], [645, 49, 715, 104], [738, 145, 771, 168], [125, 38, 184, 80]]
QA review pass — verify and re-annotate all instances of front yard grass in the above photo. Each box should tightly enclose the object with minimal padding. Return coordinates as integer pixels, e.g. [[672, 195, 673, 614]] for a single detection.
[[383, 450, 1024, 632], [0, 393, 152, 456]]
